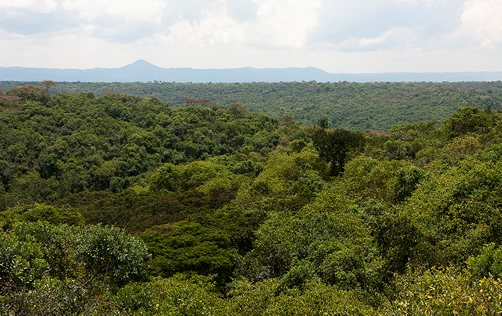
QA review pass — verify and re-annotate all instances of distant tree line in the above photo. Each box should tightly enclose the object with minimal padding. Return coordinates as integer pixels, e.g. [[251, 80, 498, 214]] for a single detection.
[[2, 80, 501, 131]]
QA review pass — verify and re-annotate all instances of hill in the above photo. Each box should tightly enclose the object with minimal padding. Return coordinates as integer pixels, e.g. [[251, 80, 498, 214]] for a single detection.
[[1, 59, 502, 82]]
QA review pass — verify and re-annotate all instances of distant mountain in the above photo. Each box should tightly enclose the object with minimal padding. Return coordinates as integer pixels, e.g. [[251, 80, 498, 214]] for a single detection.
[[1, 59, 501, 83]]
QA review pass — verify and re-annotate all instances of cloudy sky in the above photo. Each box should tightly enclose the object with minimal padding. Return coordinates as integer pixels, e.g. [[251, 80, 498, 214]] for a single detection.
[[0, 0, 501, 73]]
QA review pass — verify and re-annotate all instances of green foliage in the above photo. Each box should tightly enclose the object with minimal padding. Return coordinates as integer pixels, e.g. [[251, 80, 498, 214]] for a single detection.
[[467, 243, 502, 280], [275, 260, 319, 293], [0, 203, 83, 229], [0, 276, 92, 315], [231, 159, 262, 178], [105, 275, 223, 315], [342, 157, 426, 204], [6, 80, 500, 131], [446, 106, 493, 138], [225, 278, 279, 315], [389, 120, 441, 142], [317, 116, 330, 128], [74, 224, 151, 286], [393, 165, 426, 203], [403, 157, 502, 265], [0, 221, 150, 294], [0, 231, 49, 292], [264, 281, 373, 316], [343, 157, 403, 203], [373, 213, 423, 277], [225, 278, 373, 315], [227, 149, 328, 218], [6, 170, 60, 205], [0, 87, 287, 205], [4, 82, 52, 104], [312, 128, 365, 176], [244, 204, 379, 291], [196, 202, 267, 255], [3, 85, 502, 313], [140, 222, 237, 286], [54, 187, 238, 235], [381, 267, 502, 315], [149, 160, 243, 194]]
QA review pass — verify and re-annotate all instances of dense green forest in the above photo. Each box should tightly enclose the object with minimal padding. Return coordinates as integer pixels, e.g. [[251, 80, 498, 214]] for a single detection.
[[2, 82, 502, 314], [2, 80, 501, 131]]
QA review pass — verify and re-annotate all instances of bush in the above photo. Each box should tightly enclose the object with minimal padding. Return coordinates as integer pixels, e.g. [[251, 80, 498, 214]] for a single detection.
[[467, 243, 502, 280], [0, 276, 90, 316], [0, 231, 48, 293], [140, 222, 237, 286], [446, 106, 492, 138], [381, 267, 502, 315], [107, 275, 223, 315], [0, 222, 151, 292], [74, 224, 151, 286]]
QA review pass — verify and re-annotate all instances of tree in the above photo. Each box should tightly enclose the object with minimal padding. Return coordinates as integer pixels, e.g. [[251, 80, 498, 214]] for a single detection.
[[5, 81, 54, 103], [41, 80, 56, 91], [140, 222, 237, 286], [280, 115, 295, 128], [0, 221, 151, 294], [228, 102, 249, 118], [445, 106, 491, 138], [312, 128, 365, 176], [317, 117, 330, 129], [182, 98, 218, 107]]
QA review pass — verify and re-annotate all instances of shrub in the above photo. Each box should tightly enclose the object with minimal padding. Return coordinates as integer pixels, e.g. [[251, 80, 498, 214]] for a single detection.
[[380, 267, 502, 315]]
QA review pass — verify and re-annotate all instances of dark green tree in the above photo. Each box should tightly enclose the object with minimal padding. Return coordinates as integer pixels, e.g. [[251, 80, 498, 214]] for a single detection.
[[317, 117, 330, 129], [446, 106, 492, 138], [312, 128, 365, 176]]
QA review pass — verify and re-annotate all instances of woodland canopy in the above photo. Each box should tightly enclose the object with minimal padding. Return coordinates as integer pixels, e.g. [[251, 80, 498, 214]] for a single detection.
[[1, 82, 502, 314]]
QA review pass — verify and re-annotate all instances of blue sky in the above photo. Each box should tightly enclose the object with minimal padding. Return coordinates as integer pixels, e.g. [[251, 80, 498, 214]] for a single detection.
[[0, 0, 501, 73]]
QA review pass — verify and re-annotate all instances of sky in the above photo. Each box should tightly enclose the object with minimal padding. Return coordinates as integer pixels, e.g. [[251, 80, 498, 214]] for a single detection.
[[0, 0, 501, 73]]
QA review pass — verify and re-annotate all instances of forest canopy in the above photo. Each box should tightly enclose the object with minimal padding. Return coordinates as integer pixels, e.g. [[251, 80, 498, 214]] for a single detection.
[[2, 80, 501, 131], [1, 82, 502, 314]]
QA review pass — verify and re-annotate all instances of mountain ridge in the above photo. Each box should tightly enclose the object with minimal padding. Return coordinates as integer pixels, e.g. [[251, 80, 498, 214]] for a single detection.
[[1, 60, 501, 83]]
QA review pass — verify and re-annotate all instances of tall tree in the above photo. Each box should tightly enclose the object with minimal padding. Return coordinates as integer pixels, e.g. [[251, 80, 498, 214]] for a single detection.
[[312, 128, 365, 176]]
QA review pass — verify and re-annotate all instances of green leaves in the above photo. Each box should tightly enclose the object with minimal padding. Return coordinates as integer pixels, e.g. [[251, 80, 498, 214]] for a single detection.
[[0, 89, 290, 207], [3, 82, 502, 314], [312, 128, 365, 176], [0, 232, 48, 292], [247, 206, 378, 291], [446, 106, 493, 138], [0, 221, 151, 292], [140, 222, 236, 286], [74, 224, 151, 286], [381, 267, 502, 315], [108, 275, 223, 315], [149, 161, 238, 194], [467, 243, 502, 280]]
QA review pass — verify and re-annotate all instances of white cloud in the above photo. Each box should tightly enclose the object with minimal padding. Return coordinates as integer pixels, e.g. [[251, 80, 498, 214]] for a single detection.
[[0, 0, 501, 72], [311, 0, 466, 51], [252, 0, 321, 49], [61, 0, 166, 22], [460, 0, 502, 48], [162, 1, 247, 48], [165, 10, 246, 47], [163, 0, 322, 50], [59, 0, 167, 43], [0, 0, 58, 12], [226, 0, 258, 22]]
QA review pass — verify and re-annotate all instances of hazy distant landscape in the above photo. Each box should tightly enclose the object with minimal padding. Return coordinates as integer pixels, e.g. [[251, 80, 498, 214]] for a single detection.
[[2, 59, 502, 83]]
